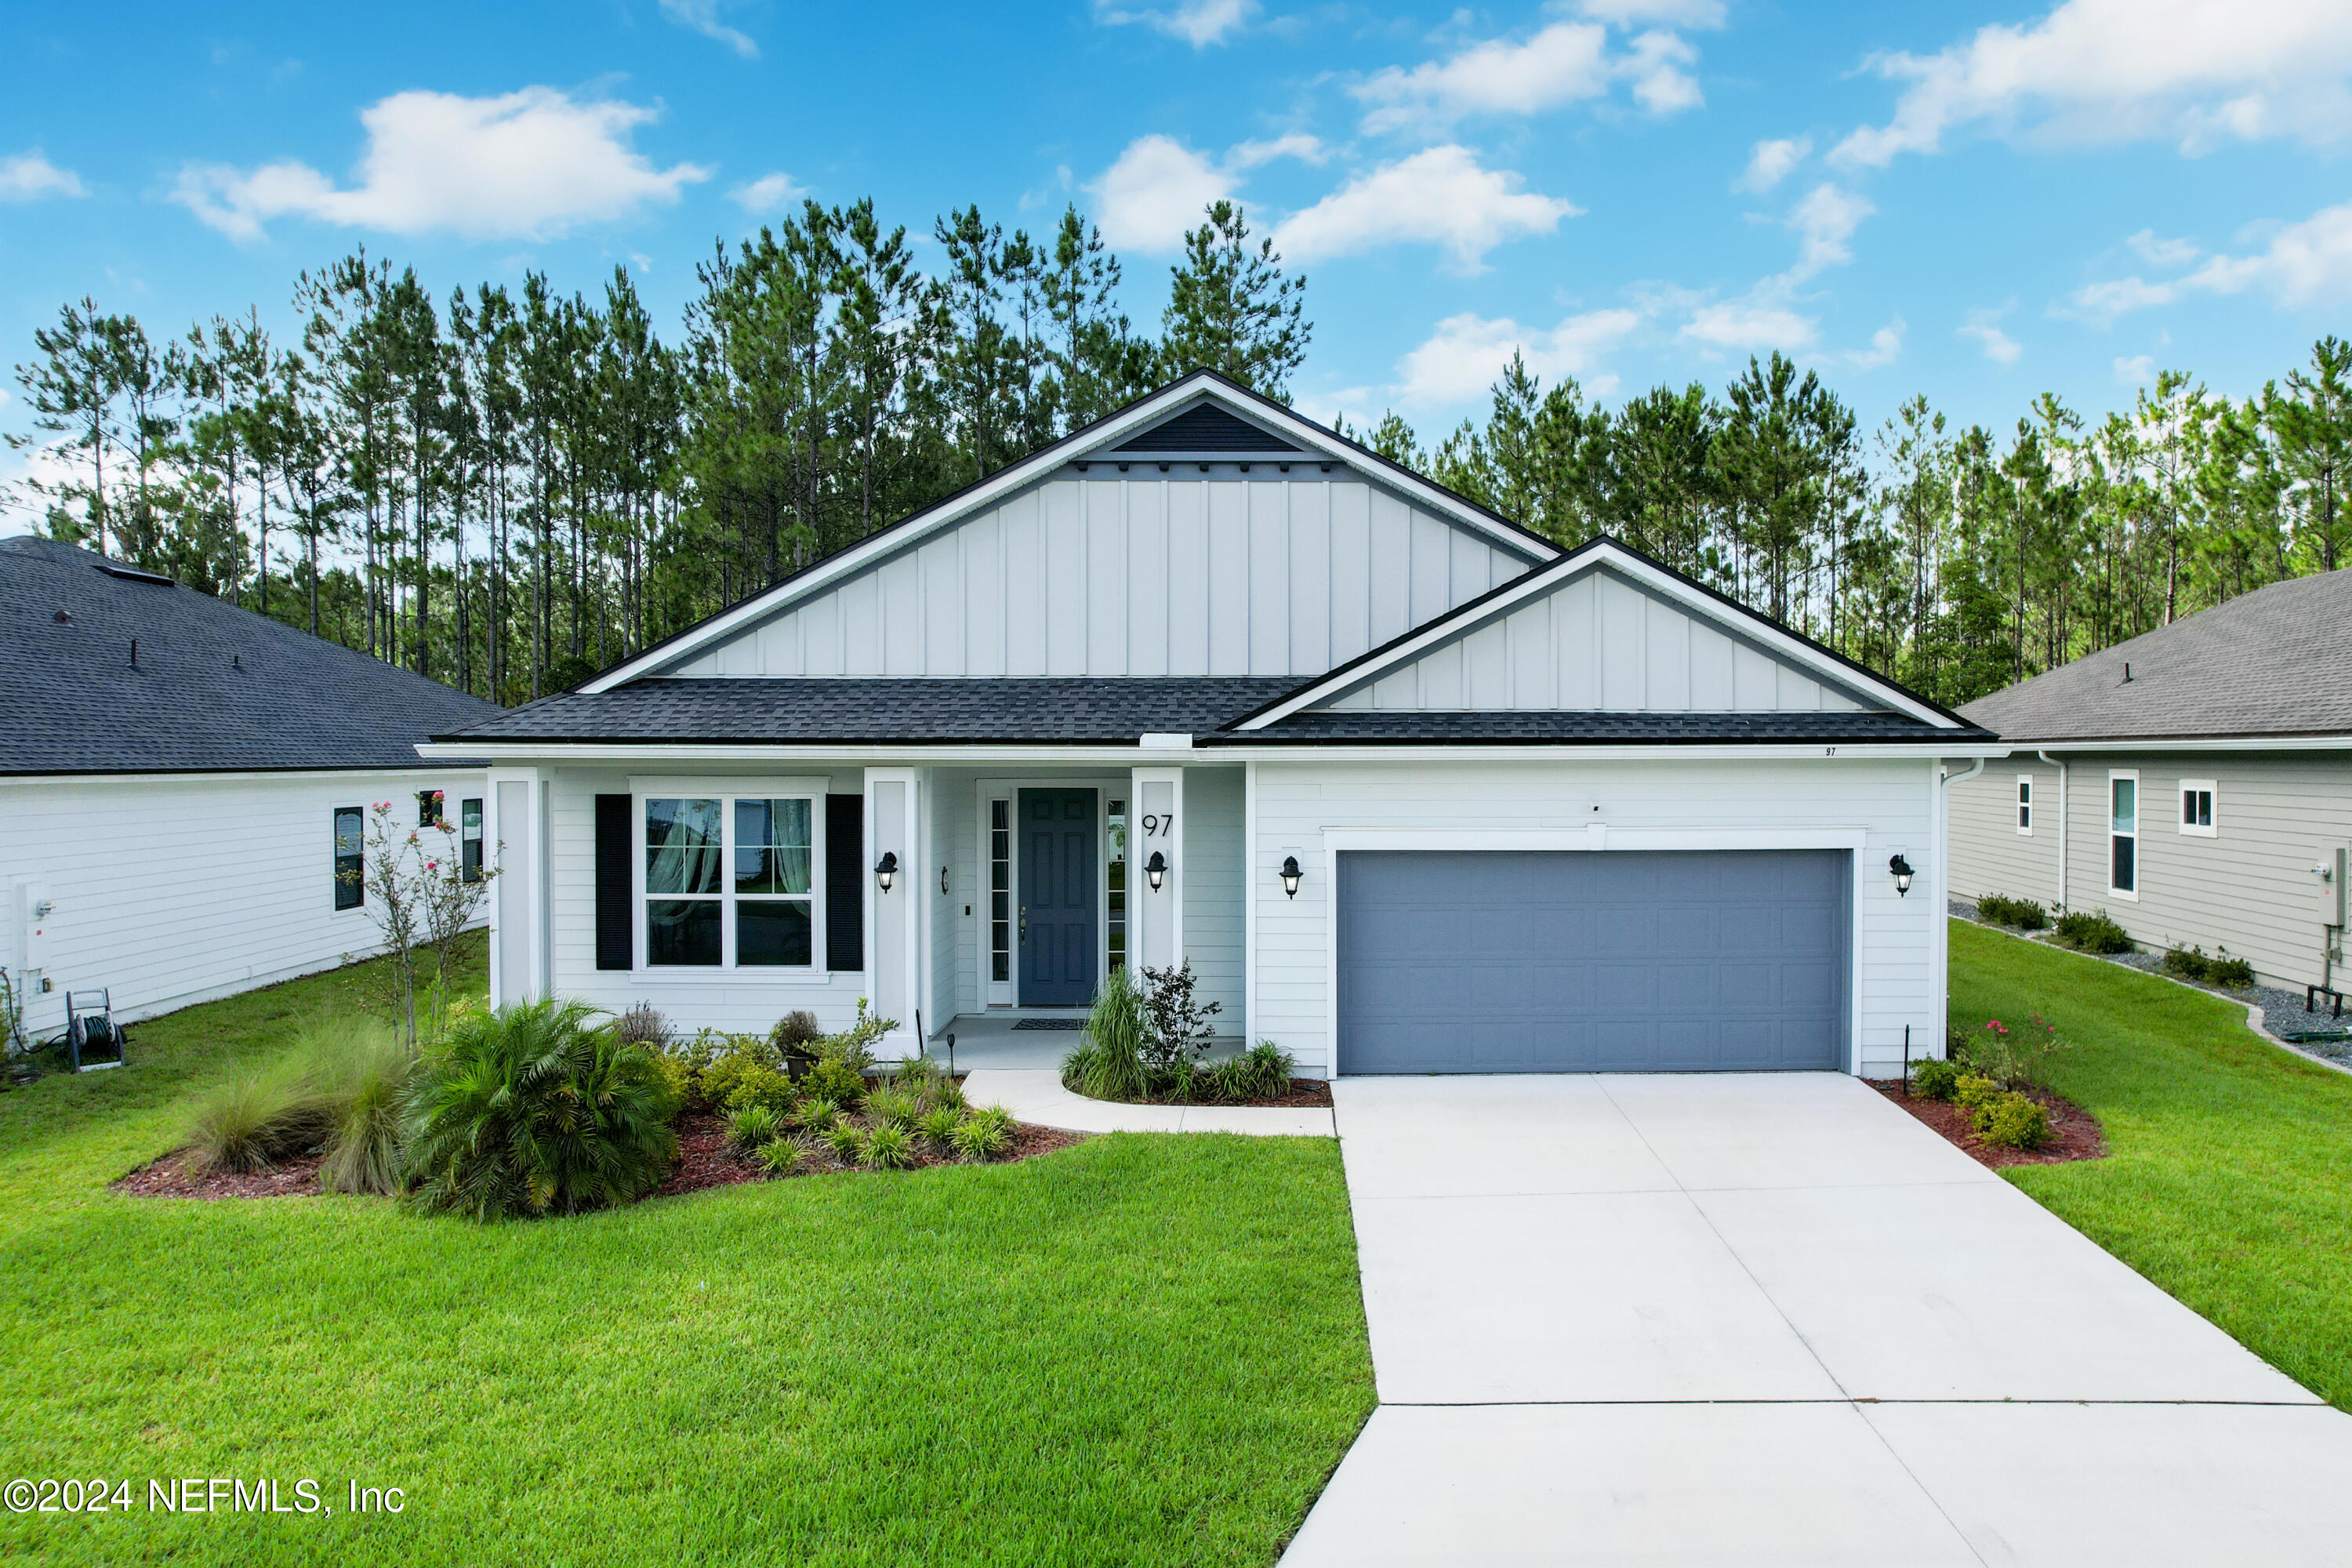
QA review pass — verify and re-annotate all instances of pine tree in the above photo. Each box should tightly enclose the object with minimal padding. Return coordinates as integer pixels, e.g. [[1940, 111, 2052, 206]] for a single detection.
[[1160, 201, 1308, 400]]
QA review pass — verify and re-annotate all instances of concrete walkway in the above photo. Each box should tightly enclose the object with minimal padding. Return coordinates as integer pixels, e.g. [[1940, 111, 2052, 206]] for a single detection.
[[1283, 1073, 2352, 1566], [961, 1068, 1336, 1137]]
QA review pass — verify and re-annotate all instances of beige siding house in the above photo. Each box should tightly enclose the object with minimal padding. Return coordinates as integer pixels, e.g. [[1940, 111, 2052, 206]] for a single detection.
[[1949, 569, 2352, 1001]]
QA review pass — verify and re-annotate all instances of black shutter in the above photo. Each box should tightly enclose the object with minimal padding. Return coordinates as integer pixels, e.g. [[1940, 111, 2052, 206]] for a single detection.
[[595, 793, 632, 971], [826, 793, 864, 972]]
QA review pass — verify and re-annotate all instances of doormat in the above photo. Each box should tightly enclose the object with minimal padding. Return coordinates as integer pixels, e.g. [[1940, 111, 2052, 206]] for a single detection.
[[1011, 1018, 1087, 1031]]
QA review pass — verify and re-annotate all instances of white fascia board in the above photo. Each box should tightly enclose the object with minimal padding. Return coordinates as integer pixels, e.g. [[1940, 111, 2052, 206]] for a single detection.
[[579, 379, 1554, 695], [2006, 734, 2352, 753], [409, 739, 2007, 768], [1236, 540, 1956, 731], [0, 762, 485, 786]]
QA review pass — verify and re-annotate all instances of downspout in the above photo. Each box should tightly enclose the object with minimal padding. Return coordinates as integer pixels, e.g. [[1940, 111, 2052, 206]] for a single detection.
[[2037, 750, 2069, 913]]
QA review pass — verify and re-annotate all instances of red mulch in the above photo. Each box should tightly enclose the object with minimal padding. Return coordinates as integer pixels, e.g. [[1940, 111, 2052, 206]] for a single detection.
[[1867, 1080, 2108, 1170], [113, 1149, 328, 1200]]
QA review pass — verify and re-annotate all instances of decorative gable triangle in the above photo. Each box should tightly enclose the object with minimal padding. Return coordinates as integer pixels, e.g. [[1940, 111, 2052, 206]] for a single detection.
[[1109, 401, 1301, 454]]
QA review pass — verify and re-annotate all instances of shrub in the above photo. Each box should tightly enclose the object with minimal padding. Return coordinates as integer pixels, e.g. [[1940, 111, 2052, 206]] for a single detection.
[[890, 1054, 950, 1098], [1154, 1059, 1201, 1103], [916, 1105, 964, 1149], [950, 1105, 1015, 1160], [2208, 950, 2256, 989], [2053, 909, 2133, 954], [1975, 893, 2049, 930], [795, 1095, 843, 1133], [1065, 966, 1149, 1102], [401, 999, 677, 1221], [300, 1018, 418, 1196], [1908, 1057, 1962, 1102], [754, 1137, 804, 1177], [768, 1009, 822, 1055], [615, 1003, 670, 1050], [814, 998, 895, 1074], [930, 1077, 969, 1114], [710, 1056, 797, 1117], [1973, 1091, 2050, 1150], [647, 1053, 699, 1117], [1139, 959, 1221, 1075], [865, 1089, 920, 1130], [860, 1123, 916, 1171], [1958, 1015, 2071, 1092], [186, 1058, 334, 1174], [1221, 1040, 1296, 1102], [725, 1103, 782, 1153], [823, 1120, 865, 1161], [1952, 1072, 2002, 1110], [803, 1058, 867, 1107], [2161, 945, 2212, 982]]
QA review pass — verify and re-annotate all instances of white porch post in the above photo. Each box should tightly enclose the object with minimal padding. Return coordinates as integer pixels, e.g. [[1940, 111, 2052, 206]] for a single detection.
[[486, 767, 546, 1008], [1131, 767, 1185, 974], [866, 767, 923, 1055]]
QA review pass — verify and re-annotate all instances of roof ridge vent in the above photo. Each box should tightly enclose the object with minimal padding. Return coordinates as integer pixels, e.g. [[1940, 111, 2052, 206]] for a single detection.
[[95, 560, 176, 586]]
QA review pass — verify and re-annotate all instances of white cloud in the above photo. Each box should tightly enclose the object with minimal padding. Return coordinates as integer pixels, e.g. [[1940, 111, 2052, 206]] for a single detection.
[[1675, 183, 1875, 354], [731, 172, 807, 213], [2061, 197, 2352, 321], [659, 0, 757, 57], [172, 87, 710, 242], [0, 151, 85, 202], [1393, 307, 1643, 406], [1577, 0, 1726, 24], [1784, 182, 1873, 282], [1621, 29, 1703, 114], [1959, 306, 2024, 365], [1083, 132, 1327, 254], [1681, 299, 1818, 352], [1096, 0, 1258, 48], [1352, 13, 1711, 133], [1735, 136, 1810, 193], [2126, 227, 2199, 268], [1271, 146, 1580, 273], [1844, 318, 1906, 369], [2114, 353, 2156, 383], [1831, 0, 2352, 169], [1228, 133, 1327, 170]]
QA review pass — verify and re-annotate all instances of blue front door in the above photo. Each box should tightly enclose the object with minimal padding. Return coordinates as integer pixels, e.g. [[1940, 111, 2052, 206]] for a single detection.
[[1019, 788, 1098, 1006]]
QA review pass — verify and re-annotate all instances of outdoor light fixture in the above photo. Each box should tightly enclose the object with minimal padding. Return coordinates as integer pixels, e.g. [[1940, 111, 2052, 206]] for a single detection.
[[1145, 851, 1167, 892], [1280, 855, 1303, 898], [941, 865, 950, 896], [1889, 853, 1915, 896], [875, 851, 898, 894]]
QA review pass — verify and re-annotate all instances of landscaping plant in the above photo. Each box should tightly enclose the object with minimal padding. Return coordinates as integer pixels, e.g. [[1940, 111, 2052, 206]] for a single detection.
[[1975, 893, 2049, 931], [949, 1104, 1016, 1160], [1065, 965, 1150, 1102], [1973, 1090, 2051, 1150], [2207, 951, 2257, 989], [304, 1015, 419, 1196], [2053, 909, 2134, 954], [401, 999, 677, 1221], [1960, 1015, 2072, 1092], [822, 1120, 865, 1160], [1139, 959, 1222, 1078], [1907, 1057, 1963, 1102], [865, 1089, 920, 1129], [616, 1004, 670, 1050], [916, 1105, 964, 1150], [725, 1103, 782, 1153], [860, 1123, 916, 1171], [768, 1008, 822, 1058], [754, 1136, 804, 1177], [803, 1058, 867, 1107], [185, 1057, 334, 1174]]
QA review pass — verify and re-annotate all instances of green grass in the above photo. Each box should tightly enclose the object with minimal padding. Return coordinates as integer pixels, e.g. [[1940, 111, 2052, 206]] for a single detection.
[[1950, 917, 2352, 1410], [0, 942, 1374, 1566]]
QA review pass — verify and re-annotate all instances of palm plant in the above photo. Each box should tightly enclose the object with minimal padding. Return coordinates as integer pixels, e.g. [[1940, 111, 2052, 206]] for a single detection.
[[401, 999, 677, 1221]]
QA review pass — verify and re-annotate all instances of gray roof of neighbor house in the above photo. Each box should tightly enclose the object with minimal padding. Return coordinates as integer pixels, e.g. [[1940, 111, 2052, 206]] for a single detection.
[[1958, 567, 2352, 744], [434, 676, 1979, 747], [1, 535, 501, 775]]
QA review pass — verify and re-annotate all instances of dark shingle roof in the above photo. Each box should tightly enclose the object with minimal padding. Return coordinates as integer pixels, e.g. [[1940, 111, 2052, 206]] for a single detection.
[[1959, 568, 2352, 743], [1, 535, 501, 775], [436, 677, 1304, 744], [436, 676, 1978, 747]]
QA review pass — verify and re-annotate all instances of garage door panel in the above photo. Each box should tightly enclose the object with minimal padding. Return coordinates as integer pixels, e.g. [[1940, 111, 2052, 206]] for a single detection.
[[1338, 850, 1849, 1075]]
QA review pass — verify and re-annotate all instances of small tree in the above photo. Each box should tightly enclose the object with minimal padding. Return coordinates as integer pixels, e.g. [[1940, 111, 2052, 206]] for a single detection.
[[416, 812, 499, 1039], [347, 801, 426, 1047], [1138, 960, 1222, 1075]]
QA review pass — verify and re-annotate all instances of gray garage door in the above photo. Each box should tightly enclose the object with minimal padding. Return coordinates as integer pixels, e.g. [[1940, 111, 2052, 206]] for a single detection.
[[1337, 850, 1849, 1074]]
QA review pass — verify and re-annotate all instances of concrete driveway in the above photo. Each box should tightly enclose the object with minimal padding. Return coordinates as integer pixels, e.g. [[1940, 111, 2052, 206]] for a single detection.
[[1283, 1073, 2352, 1566]]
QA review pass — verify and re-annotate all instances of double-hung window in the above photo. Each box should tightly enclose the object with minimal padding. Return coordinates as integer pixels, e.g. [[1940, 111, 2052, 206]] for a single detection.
[[460, 798, 485, 882], [642, 787, 820, 970], [2016, 776, 2034, 834], [2180, 779, 2217, 838], [2108, 771, 2140, 897], [333, 806, 365, 911]]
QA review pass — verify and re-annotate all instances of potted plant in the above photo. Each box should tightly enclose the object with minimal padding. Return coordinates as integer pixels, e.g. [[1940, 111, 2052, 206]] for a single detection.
[[770, 1010, 824, 1081]]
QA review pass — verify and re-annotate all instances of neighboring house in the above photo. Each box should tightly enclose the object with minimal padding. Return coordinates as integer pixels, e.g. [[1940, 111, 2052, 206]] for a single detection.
[[1951, 568, 2352, 998], [423, 373, 1998, 1079], [0, 535, 500, 1042]]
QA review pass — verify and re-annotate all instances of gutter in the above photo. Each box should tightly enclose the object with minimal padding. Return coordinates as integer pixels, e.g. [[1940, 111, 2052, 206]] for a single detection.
[[2038, 749, 2069, 912]]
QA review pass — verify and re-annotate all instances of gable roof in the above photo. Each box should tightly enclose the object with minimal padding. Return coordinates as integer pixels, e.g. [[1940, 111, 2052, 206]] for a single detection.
[[0, 535, 501, 775], [1961, 567, 2352, 744], [577, 370, 1562, 695], [1231, 535, 1971, 732]]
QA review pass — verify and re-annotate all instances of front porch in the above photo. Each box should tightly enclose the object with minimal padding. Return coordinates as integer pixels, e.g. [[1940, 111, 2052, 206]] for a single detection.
[[924, 1007, 1247, 1072]]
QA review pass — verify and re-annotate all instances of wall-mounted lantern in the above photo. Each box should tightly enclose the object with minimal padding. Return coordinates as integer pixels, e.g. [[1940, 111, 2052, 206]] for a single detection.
[[940, 865, 950, 896], [1279, 855, 1303, 899], [1145, 851, 1168, 892], [1889, 853, 1915, 896], [875, 851, 898, 894]]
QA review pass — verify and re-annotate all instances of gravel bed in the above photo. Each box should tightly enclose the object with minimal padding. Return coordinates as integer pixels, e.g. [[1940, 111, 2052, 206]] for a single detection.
[[1947, 898, 2351, 1068]]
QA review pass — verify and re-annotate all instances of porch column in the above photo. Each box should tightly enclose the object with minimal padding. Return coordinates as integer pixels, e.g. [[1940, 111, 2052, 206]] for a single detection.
[[865, 767, 923, 1055], [1130, 766, 1185, 974], [486, 767, 546, 1007]]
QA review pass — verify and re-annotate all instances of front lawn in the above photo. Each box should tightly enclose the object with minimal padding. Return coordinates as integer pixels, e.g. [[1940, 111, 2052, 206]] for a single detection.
[[0, 949, 1374, 1566], [1950, 917, 2352, 1410]]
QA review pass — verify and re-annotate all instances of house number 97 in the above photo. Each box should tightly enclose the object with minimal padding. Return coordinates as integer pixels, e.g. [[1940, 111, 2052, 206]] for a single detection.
[[1141, 812, 1174, 837]]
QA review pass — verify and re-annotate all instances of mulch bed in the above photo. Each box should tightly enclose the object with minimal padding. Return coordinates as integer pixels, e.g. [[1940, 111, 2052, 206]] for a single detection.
[[1081, 1076, 1334, 1109], [113, 1150, 328, 1200], [1867, 1080, 2108, 1170], [655, 1109, 1087, 1198]]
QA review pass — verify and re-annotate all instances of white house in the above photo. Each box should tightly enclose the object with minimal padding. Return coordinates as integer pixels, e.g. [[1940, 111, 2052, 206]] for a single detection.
[[0, 535, 499, 1042], [423, 374, 2002, 1078]]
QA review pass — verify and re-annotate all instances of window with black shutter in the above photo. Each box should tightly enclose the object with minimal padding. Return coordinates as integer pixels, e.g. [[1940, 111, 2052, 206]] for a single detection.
[[826, 794, 864, 972], [595, 793, 633, 970]]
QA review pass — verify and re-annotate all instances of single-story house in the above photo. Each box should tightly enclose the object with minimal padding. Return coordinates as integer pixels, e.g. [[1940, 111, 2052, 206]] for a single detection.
[[0, 535, 499, 1042], [423, 373, 2002, 1078], [1951, 568, 2352, 1001]]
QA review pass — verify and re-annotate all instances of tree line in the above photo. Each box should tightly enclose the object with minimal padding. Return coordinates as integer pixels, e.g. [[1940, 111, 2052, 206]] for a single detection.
[[8, 189, 2345, 710]]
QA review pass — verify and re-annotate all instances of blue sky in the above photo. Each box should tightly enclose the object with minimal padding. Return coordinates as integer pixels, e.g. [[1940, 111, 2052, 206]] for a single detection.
[[3, 0, 2349, 477]]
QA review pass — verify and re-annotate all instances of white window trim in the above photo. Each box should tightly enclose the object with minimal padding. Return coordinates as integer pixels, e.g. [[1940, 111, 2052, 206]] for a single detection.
[[630, 775, 830, 978], [2107, 768, 2140, 902], [2015, 775, 2034, 836], [2178, 778, 2218, 838]]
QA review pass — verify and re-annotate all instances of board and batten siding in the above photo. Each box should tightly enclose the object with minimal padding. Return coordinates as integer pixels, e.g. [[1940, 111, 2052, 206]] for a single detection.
[[1325, 565, 1870, 713], [1947, 757, 2065, 909], [1180, 766, 1246, 1031], [1248, 757, 1944, 1078], [0, 769, 484, 1039], [1951, 750, 2352, 989], [669, 472, 1542, 681]]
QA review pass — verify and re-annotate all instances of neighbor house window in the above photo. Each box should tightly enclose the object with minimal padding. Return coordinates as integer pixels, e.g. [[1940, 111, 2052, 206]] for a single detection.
[[334, 806, 365, 911], [2016, 776, 2034, 834], [2180, 779, 2216, 838], [644, 793, 819, 969], [2108, 771, 2139, 897], [460, 797, 484, 882], [418, 789, 445, 827], [989, 799, 1011, 984], [1107, 797, 1128, 973]]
